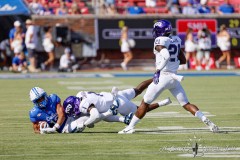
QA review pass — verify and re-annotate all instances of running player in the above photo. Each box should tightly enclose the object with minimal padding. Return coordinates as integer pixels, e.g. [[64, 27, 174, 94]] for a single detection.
[[119, 20, 219, 134]]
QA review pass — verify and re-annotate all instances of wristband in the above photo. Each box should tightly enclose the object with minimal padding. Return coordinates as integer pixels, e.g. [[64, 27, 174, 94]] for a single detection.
[[54, 123, 60, 130]]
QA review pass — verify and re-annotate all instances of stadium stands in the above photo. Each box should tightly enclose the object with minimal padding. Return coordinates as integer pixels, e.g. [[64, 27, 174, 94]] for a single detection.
[[24, 0, 240, 15]]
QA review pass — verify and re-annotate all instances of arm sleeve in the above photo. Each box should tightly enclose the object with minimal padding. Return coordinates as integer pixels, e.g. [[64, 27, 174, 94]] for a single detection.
[[83, 108, 113, 126], [83, 108, 101, 126], [155, 48, 170, 70]]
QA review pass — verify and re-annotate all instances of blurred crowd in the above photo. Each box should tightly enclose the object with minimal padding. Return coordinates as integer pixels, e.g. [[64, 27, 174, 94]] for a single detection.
[[25, 0, 239, 15], [182, 24, 234, 71], [0, 20, 80, 73]]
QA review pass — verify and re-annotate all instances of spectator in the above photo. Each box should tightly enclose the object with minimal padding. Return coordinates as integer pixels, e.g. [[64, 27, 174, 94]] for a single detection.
[[169, 3, 181, 14], [182, 0, 198, 15], [105, 0, 115, 6], [11, 52, 28, 73], [59, 47, 77, 72], [105, 4, 117, 14], [196, 27, 212, 70], [183, 27, 197, 70], [55, 2, 68, 15], [146, 0, 156, 8], [42, 3, 54, 15], [9, 21, 24, 47], [29, 0, 44, 15], [0, 39, 11, 68], [120, 26, 134, 71], [68, 2, 81, 15], [217, 0, 234, 14], [127, 2, 145, 14], [210, 6, 217, 14], [167, 0, 181, 14], [216, 24, 233, 69], [11, 30, 23, 54], [25, 19, 40, 73], [41, 26, 55, 71], [198, 0, 211, 14]]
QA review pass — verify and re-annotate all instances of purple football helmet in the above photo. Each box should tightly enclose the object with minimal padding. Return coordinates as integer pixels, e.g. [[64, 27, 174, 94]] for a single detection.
[[63, 96, 81, 117], [153, 20, 172, 38]]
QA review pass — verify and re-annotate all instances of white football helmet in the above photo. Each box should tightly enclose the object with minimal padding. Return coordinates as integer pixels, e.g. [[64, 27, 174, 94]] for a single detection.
[[29, 87, 48, 108]]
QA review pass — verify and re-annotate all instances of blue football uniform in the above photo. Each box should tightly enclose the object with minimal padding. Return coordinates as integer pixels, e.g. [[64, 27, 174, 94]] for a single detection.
[[29, 94, 66, 132]]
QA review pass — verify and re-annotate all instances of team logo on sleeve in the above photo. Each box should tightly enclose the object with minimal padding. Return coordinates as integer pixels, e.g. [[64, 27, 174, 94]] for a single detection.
[[37, 113, 41, 117]]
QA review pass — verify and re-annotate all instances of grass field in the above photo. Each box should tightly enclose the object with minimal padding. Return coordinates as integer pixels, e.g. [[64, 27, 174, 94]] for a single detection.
[[0, 73, 240, 160]]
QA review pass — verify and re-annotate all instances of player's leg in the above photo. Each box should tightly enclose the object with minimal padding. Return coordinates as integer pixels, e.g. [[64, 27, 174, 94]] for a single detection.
[[119, 80, 166, 134], [117, 78, 153, 101], [204, 51, 210, 70], [147, 97, 172, 112], [170, 82, 219, 133], [103, 115, 125, 123]]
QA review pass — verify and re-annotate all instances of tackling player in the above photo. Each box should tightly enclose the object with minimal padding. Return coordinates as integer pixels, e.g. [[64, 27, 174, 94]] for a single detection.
[[62, 79, 172, 132], [119, 20, 219, 134]]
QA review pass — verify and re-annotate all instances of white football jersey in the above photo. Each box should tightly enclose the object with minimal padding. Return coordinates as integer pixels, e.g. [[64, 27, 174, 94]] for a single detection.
[[76, 91, 114, 114], [153, 36, 171, 55], [160, 35, 182, 73]]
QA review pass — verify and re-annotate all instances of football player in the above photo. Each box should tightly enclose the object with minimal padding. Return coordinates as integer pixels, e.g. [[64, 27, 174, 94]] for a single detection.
[[29, 87, 66, 134], [62, 79, 172, 132], [29, 87, 92, 134], [119, 20, 219, 134]]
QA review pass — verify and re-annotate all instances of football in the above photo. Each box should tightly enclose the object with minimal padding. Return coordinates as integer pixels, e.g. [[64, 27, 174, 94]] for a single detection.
[[38, 121, 49, 131]]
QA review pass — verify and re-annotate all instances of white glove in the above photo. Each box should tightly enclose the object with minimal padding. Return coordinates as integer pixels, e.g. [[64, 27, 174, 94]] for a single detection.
[[41, 127, 57, 134], [76, 121, 86, 132]]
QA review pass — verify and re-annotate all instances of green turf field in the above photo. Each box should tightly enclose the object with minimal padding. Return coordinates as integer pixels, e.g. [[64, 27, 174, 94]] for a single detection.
[[0, 76, 240, 160]]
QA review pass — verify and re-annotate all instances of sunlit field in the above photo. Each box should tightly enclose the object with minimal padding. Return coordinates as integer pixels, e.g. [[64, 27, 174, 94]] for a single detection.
[[0, 73, 240, 160]]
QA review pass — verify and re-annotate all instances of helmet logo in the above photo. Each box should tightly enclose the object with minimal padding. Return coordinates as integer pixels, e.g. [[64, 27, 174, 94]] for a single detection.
[[65, 104, 73, 114], [155, 22, 163, 27]]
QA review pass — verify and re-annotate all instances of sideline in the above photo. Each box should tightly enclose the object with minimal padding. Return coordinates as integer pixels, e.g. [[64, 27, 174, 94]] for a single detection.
[[0, 71, 240, 79]]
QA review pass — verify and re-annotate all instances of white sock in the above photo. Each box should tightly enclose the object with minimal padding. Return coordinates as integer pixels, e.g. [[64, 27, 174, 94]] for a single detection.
[[104, 116, 124, 122], [127, 115, 140, 129], [195, 110, 207, 122]]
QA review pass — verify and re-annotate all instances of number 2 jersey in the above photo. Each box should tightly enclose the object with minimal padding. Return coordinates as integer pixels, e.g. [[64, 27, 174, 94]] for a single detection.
[[76, 91, 114, 114], [153, 35, 182, 74]]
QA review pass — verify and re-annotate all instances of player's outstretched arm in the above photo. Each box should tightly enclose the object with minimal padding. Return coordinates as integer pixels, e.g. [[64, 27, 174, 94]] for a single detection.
[[55, 102, 66, 128]]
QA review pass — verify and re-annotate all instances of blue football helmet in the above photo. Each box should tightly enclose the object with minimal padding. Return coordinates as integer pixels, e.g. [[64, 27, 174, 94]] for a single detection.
[[29, 87, 49, 109], [63, 96, 81, 117], [153, 20, 172, 38]]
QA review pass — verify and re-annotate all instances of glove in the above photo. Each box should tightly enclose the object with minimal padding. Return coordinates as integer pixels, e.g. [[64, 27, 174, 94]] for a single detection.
[[153, 70, 160, 85], [41, 127, 57, 134], [76, 121, 86, 132]]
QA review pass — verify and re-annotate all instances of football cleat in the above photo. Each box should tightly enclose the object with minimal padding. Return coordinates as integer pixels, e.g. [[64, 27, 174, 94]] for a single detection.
[[124, 112, 133, 125], [118, 127, 135, 134], [203, 118, 219, 133]]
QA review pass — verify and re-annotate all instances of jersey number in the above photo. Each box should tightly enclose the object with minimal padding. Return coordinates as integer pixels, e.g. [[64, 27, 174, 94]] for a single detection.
[[168, 44, 180, 62]]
